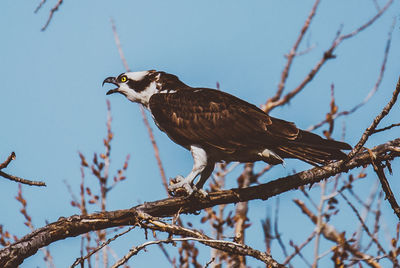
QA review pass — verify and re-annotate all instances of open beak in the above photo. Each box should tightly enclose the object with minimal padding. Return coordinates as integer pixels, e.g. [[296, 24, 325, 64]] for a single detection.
[[102, 77, 119, 95]]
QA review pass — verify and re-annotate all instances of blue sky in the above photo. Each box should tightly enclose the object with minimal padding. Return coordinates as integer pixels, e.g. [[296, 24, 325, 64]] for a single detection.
[[1, 0, 399, 267]]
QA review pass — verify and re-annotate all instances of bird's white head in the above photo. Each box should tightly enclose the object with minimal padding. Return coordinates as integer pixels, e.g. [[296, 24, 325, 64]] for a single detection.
[[103, 70, 189, 107], [102, 70, 159, 107]]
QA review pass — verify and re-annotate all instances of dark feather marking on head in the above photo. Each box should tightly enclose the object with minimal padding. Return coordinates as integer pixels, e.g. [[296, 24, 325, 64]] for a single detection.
[[126, 71, 158, 93]]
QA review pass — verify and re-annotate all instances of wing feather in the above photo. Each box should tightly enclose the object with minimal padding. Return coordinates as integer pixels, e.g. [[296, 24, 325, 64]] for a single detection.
[[148, 88, 298, 151]]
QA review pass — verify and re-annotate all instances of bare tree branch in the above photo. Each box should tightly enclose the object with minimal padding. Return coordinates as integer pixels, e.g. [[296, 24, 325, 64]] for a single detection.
[[347, 75, 400, 160], [40, 0, 63, 31], [110, 18, 130, 72], [372, 123, 400, 134], [1, 136, 399, 267], [0, 152, 15, 170], [112, 219, 283, 268], [340, 191, 386, 254], [294, 199, 381, 268], [109, 19, 169, 193], [34, 0, 47, 13], [268, 0, 321, 104], [71, 226, 135, 267], [307, 18, 396, 132], [370, 157, 400, 220], [0, 152, 46, 187], [0, 169, 45, 187], [264, 0, 394, 113]]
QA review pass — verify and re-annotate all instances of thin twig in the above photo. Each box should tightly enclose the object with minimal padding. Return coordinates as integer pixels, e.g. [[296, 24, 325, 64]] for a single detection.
[[34, 0, 47, 13], [140, 106, 169, 191], [294, 199, 381, 268], [346, 75, 400, 161], [264, 0, 394, 113], [71, 226, 135, 267], [268, 0, 321, 104], [340, 0, 393, 41], [372, 0, 381, 10], [312, 180, 326, 268], [0, 171, 46, 187], [339, 192, 386, 254], [307, 17, 395, 131], [0, 152, 16, 169], [147, 212, 280, 267], [110, 19, 168, 193], [354, 182, 379, 249], [41, 0, 63, 31], [110, 18, 130, 72], [283, 232, 316, 265], [204, 257, 215, 268], [274, 197, 289, 260], [0, 153, 45, 187], [112, 230, 283, 268], [371, 159, 400, 220], [372, 123, 400, 134], [231, 163, 252, 266]]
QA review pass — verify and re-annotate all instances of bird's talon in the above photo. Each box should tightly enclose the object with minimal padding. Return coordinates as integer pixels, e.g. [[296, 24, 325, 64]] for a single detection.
[[197, 188, 208, 198], [168, 176, 194, 197], [169, 175, 185, 185]]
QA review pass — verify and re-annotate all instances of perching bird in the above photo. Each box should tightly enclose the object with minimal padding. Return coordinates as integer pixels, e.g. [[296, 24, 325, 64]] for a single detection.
[[103, 70, 351, 196]]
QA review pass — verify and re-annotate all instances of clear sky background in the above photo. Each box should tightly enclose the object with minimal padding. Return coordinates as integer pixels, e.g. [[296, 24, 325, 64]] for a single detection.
[[1, 0, 399, 267]]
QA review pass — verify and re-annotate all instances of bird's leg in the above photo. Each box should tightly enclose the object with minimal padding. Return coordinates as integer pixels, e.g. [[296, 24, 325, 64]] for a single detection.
[[193, 162, 215, 197], [168, 146, 207, 196]]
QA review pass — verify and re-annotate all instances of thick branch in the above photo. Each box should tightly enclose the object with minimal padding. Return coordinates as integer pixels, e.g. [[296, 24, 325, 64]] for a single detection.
[[0, 139, 399, 266]]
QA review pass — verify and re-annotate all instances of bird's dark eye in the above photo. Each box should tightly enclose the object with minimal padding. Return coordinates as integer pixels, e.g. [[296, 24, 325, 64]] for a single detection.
[[120, 76, 127, 83]]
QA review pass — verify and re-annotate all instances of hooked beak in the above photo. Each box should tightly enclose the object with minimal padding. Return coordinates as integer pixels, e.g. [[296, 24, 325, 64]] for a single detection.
[[102, 77, 119, 95]]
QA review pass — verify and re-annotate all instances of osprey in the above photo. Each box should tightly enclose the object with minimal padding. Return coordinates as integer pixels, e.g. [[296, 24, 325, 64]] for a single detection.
[[103, 70, 351, 196]]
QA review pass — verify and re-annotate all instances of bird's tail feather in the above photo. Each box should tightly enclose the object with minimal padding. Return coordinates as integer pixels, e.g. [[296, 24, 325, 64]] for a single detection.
[[276, 130, 352, 166]]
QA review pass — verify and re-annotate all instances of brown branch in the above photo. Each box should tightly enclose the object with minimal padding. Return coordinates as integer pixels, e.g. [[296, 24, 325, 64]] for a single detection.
[[139, 106, 169, 192], [1, 138, 399, 267], [339, 192, 386, 254], [372, 123, 400, 134], [232, 163, 252, 267], [347, 75, 400, 160], [148, 219, 282, 267], [267, 0, 321, 104], [273, 198, 290, 262], [71, 226, 135, 267], [371, 159, 400, 220], [294, 199, 381, 268], [34, 0, 47, 13], [0, 152, 46, 187], [0, 170, 46, 187], [112, 219, 283, 268], [307, 17, 395, 132], [283, 231, 316, 265], [40, 0, 63, 31], [264, 0, 394, 113], [339, 0, 393, 41], [110, 18, 130, 72], [0, 152, 15, 169], [110, 20, 168, 193]]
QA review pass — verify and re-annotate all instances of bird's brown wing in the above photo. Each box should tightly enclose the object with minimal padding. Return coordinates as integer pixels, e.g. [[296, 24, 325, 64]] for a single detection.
[[148, 88, 299, 152]]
